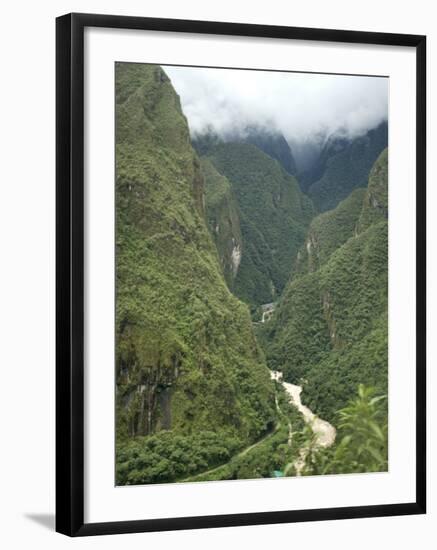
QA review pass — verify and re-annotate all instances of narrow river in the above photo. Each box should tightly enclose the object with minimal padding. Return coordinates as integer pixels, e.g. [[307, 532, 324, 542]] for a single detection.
[[271, 370, 336, 475], [183, 370, 336, 482]]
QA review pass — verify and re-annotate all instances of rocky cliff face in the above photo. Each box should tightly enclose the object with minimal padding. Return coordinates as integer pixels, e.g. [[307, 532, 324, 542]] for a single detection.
[[202, 158, 243, 288], [115, 63, 275, 441]]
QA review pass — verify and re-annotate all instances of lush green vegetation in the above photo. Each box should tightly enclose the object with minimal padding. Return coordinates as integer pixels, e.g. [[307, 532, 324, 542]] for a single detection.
[[116, 376, 306, 485], [308, 122, 388, 212], [193, 126, 297, 175], [115, 62, 389, 484], [115, 63, 276, 484], [203, 142, 314, 306], [302, 385, 388, 475], [240, 127, 297, 175], [358, 148, 388, 231], [261, 150, 388, 422], [184, 384, 306, 482], [116, 430, 241, 485], [293, 188, 366, 275]]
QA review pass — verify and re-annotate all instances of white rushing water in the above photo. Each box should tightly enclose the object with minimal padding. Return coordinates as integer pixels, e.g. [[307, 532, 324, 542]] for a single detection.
[[270, 370, 336, 475]]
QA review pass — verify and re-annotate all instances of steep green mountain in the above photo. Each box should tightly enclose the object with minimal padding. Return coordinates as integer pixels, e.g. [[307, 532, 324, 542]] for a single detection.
[[307, 122, 388, 212], [358, 148, 388, 231], [115, 63, 275, 483], [203, 142, 315, 306], [193, 126, 297, 175], [242, 126, 297, 175], [293, 187, 366, 276], [262, 149, 388, 422], [202, 157, 242, 289]]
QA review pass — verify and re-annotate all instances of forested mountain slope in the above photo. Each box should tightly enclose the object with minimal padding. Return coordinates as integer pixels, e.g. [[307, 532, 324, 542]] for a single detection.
[[203, 142, 315, 306], [115, 63, 275, 483], [241, 126, 297, 175], [306, 122, 388, 212], [293, 187, 366, 276], [261, 149, 388, 421], [193, 126, 297, 175]]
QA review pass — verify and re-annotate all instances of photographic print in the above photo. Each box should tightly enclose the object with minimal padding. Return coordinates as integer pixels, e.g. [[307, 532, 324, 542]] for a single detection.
[[115, 62, 389, 486]]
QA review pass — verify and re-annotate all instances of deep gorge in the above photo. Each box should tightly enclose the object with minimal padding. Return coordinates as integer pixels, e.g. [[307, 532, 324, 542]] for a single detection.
[[115, 62, 389, 484]]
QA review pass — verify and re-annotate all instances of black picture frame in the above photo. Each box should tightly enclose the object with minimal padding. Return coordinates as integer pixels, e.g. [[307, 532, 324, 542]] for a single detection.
[[56, 12, 426, 537]]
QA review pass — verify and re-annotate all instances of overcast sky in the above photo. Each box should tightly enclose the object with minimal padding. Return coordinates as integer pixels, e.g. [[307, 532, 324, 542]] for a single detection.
[[164, 65, 388, 146]]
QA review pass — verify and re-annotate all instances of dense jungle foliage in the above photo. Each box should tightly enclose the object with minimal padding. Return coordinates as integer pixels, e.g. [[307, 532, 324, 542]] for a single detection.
[[302, 385, 388, 475], [193, 126, 297, 175], [115, 63, 276, 483], [115, 62, 389, 484], [260, 150, 388, 422], [307, 122, 388, 212], [116, 382, 306, 484], [203, 142, 314, 306]]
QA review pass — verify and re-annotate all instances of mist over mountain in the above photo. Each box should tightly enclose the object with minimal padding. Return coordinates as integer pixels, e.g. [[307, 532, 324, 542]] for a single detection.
[[193, 125, 297, 175], [289, 136, 325, 173], [164, 64, 388, 168], [306, 121, 388, 210]]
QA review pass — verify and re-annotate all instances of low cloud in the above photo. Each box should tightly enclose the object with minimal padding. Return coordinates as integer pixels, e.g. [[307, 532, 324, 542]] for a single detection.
[[164, 65, 388, 147]]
